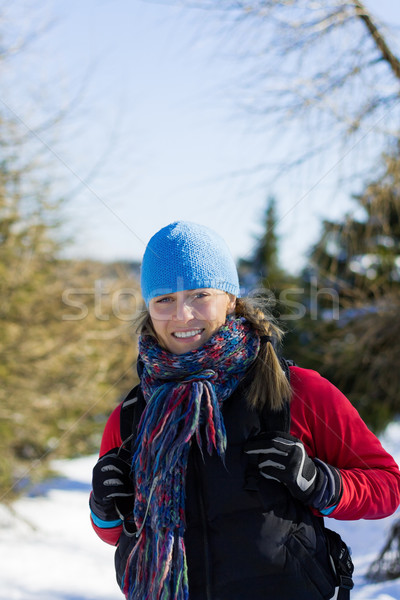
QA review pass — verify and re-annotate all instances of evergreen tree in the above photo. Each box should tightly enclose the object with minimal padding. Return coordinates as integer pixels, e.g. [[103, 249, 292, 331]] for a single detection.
[[238, 196, 288, 291], [255, 196, 283, 287], [310, 145, 400, 303], [238, 195, 300, 330], [0, 16, 139, 502], [0, 131, 140, 500], [295, 144, 400, 432]]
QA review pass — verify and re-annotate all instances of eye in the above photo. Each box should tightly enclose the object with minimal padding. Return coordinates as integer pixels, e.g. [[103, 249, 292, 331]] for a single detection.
[[156, 296, 173, 304], [192, 291, 210, 301]]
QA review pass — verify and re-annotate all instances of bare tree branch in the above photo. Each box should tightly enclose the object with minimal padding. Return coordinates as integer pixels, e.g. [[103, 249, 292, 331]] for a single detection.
[[354, 0, 400, 82]]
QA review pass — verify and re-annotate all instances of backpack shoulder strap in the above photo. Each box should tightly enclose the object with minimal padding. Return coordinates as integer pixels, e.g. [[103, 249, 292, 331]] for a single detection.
[[120, 384, 146, 447], [259, 356, 293, 434], [245, 354, 293, 491]]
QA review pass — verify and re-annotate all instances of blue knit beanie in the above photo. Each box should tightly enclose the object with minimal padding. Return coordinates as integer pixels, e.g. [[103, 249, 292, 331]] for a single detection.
[[140, 221, 240, 306]]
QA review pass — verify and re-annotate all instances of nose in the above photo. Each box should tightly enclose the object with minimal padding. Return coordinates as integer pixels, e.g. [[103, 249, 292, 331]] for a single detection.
[[172, 297, 194, 322]]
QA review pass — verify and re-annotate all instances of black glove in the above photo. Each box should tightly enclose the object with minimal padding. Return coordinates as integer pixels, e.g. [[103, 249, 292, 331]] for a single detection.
[[92, 447, 134, 505], [245, 431, 342, 511]]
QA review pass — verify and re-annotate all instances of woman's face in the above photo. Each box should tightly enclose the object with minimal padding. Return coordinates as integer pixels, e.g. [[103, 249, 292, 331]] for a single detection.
[[148, 288, 236, 354]]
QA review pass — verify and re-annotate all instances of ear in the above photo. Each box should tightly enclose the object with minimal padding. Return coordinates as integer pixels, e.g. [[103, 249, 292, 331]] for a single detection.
[[226, 294, 236, 315]]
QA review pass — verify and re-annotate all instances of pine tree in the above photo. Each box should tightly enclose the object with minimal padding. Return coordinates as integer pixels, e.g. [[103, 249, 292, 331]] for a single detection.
[[238, 196, 289, 292], [297, 144, 400, 432], [0, 26, 139, 502], [310, 146, 400, 304], [256, 197, 283, 287]]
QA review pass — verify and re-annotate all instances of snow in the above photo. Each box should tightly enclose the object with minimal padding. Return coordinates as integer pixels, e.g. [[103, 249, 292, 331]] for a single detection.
[[0, 425, 399, 600]]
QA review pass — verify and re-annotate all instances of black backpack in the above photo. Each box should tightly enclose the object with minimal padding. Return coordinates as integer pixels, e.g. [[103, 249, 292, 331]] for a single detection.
[[117, 356, 353, 600]]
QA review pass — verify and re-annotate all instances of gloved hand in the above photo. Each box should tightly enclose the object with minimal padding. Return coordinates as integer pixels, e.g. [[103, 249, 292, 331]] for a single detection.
[[245, 431, 342, 510], [92, 447, 134, 505]]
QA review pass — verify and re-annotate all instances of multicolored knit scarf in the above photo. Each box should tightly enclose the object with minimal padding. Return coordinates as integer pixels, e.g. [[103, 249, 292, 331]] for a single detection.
[[123, 315, 260, 600]]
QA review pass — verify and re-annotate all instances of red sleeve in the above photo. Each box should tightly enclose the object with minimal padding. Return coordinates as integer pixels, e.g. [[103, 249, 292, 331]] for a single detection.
[[90, 403, 125, 545], [99, 402, 123, 456], [289, 366, 400, 521]]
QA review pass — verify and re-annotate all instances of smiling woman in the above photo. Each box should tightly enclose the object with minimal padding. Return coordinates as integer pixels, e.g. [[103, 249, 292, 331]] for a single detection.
[[138, 220, 240, 354], [149, 288, 236, 354], [89, 220, 400, 600]]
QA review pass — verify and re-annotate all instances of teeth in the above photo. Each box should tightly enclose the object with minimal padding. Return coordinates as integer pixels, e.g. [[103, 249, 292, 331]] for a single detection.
[[173, 330, 202, 339]]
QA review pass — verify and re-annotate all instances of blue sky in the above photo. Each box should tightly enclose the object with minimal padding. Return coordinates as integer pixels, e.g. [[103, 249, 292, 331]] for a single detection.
[[4, 0, 400, 274]]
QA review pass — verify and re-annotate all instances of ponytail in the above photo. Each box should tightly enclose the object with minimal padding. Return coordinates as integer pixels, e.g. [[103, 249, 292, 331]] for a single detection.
[[235, 297, 292, 411]]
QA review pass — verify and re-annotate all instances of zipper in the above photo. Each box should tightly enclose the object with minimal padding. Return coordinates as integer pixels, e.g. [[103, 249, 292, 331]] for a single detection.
[[193, 447, 213, 600]]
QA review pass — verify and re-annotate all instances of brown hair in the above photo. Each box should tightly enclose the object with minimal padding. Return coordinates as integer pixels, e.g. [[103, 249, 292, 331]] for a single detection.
[[134, 295, 291, 412], [234, 297, 292, 411]]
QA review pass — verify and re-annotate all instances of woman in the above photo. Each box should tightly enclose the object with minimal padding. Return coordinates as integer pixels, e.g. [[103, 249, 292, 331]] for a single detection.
[[90, 221, 400, 600]]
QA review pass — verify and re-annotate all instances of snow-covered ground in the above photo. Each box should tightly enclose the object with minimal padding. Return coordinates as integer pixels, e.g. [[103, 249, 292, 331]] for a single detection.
[[0, 424, 399, 600]]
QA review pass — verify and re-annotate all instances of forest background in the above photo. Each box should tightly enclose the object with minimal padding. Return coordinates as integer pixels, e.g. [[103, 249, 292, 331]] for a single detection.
[[1, 0, 400, 537]]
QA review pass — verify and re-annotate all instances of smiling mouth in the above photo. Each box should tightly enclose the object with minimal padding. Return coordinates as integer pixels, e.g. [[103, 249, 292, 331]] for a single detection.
[[173, 329, 203, 339]]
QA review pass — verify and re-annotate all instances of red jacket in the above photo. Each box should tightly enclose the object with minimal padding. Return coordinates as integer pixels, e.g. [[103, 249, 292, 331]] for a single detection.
[[91, 366, 400, 545]]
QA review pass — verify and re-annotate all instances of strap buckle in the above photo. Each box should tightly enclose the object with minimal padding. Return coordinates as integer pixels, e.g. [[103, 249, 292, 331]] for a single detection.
[[339, 574, 354, 590]]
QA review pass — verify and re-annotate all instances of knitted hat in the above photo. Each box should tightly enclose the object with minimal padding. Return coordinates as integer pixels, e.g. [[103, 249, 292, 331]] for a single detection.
[[140, 221, 240, 306]]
